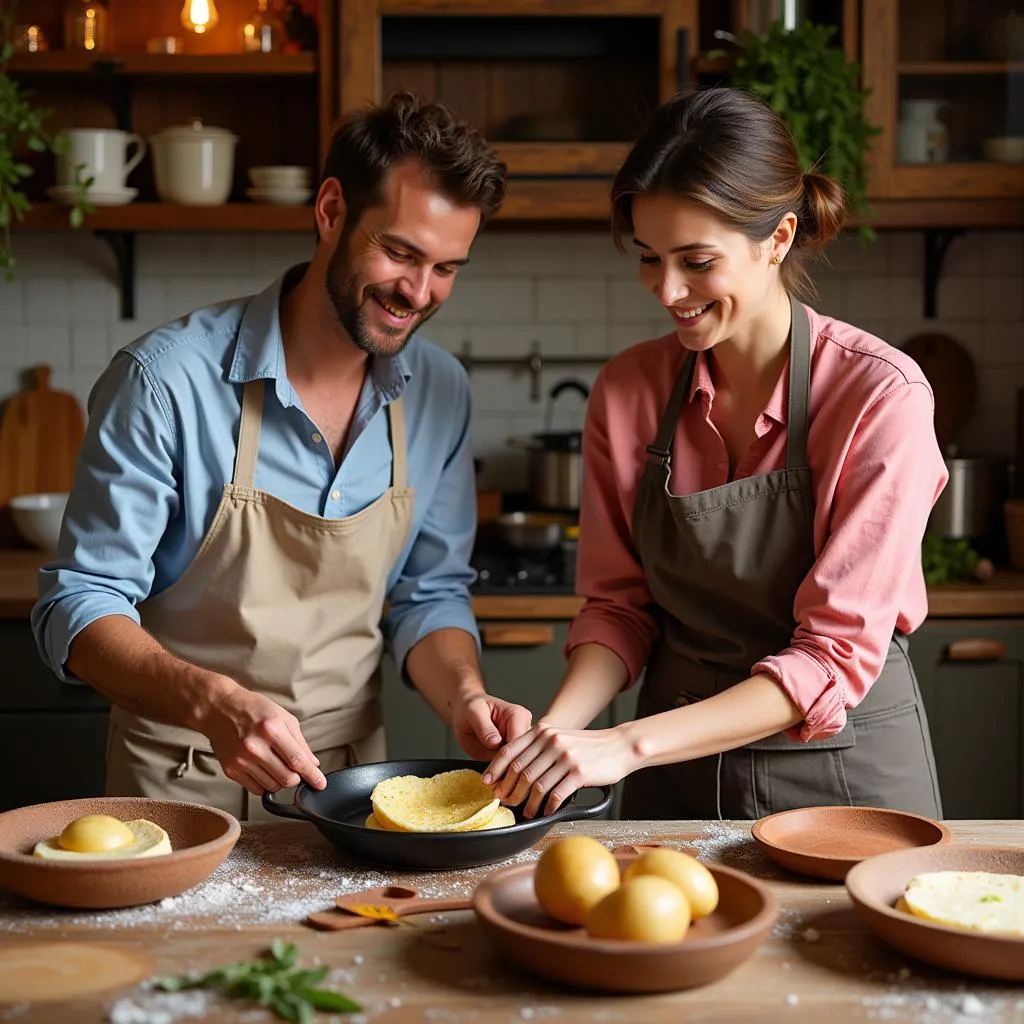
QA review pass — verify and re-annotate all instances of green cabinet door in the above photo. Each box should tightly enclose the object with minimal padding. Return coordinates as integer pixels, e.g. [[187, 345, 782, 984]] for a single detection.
[[910, 618, 1024, 819]]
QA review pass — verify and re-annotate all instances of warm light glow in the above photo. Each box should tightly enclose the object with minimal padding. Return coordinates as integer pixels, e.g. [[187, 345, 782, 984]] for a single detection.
[[181, 0, 219, 34]]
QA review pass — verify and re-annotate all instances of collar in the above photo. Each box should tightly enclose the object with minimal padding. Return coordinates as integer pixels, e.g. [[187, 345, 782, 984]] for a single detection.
[[229, 263, 414, 406]]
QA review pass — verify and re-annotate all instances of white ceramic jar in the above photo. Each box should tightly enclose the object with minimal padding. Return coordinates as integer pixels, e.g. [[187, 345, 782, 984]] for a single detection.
[[150, 119, 238, 205]]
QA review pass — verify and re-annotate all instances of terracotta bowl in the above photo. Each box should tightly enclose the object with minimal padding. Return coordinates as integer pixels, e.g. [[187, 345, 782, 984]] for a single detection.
[[751, 806, 951, 881], [846, 844, 1024, 982], [0, 797, 240, 909], [472, 849, 778, 993]]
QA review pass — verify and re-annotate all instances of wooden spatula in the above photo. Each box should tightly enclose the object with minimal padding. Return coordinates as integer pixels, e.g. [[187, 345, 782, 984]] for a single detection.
[[306, 885, 472, 931]]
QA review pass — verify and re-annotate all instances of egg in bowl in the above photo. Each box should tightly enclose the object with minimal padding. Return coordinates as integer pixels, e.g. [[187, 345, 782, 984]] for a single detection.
[[33, 814, 172, 861]]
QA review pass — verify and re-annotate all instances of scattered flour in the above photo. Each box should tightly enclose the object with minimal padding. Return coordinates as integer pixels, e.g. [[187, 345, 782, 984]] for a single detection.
[[784, 994, 800, 1006], [107, 990, 209, 1024], [801, 927, 820, 943], [0, 824, 546, 933]]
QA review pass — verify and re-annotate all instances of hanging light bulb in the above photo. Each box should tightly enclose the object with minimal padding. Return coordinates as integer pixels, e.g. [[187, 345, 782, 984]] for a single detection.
[[181, 0, 219, 34]]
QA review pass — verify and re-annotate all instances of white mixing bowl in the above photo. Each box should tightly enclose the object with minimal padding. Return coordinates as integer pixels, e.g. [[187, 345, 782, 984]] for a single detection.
[[9, 492, 69, 551]]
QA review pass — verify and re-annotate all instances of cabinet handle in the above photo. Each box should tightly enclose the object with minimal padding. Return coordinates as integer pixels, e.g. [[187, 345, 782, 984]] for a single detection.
[[481, 624, 555, 648], [946, 638, 1007, 662]]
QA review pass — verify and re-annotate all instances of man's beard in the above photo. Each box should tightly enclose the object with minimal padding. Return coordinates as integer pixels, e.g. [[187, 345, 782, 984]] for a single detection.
[[325, 243, 436, 357]]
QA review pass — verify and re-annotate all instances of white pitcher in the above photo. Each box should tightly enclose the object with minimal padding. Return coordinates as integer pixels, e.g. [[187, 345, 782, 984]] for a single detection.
[[56, 128, 146, 190], [897, 100, 949, 164]]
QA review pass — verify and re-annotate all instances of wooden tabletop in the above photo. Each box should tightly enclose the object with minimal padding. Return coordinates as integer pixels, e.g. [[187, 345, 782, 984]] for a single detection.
[[1, 819, 1021, 1022], [2, 548, 1023, 619]]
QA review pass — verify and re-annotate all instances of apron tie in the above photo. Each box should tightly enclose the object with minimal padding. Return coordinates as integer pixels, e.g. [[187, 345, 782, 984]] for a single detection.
[[174, 745, 195, 778]]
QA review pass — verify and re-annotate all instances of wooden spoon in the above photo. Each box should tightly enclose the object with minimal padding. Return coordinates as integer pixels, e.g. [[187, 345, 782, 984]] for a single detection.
[[306, 885, 471, 931]]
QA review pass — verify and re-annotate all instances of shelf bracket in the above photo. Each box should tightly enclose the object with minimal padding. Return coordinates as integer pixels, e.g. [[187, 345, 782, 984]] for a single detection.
[[923, 228, 964, 319], [96, 231, 136, 320]]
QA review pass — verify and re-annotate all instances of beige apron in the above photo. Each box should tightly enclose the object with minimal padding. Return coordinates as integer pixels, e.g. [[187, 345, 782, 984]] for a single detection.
[[106, 378, 415, 819], [620, 297, 942, 820]]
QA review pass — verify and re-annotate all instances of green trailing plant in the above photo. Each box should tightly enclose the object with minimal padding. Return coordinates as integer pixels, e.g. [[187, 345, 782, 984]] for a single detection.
[[0, 0, 92, 280], [714, 20, 880, 235]]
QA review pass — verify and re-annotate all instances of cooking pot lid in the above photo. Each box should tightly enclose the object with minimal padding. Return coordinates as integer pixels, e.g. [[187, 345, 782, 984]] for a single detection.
[[152, 118, 239, 143], [532, 431, 581, 452]]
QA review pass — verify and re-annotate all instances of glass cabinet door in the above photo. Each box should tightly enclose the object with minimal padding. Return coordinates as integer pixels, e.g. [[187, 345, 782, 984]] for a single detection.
[[863, 0, 1024, 198]]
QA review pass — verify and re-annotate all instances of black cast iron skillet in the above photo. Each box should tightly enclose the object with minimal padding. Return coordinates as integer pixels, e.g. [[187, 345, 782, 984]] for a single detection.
[[262, 758, 612, 871]]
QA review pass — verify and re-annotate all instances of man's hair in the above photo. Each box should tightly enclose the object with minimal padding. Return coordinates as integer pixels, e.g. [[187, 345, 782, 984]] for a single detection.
[[320, 90, 507, 233]]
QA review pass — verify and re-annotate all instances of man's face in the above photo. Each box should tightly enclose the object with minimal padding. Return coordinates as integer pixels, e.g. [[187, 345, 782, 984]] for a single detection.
[[325, 161, 481, 357]]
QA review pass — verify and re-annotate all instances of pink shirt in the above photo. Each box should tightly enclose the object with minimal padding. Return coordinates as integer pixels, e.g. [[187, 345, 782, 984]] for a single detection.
[[566, 304, 948, 742]]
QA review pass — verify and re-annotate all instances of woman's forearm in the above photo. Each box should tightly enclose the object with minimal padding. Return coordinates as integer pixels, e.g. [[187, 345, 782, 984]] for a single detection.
[[541, 642, 631, 729], [624, 672, 804, 769]]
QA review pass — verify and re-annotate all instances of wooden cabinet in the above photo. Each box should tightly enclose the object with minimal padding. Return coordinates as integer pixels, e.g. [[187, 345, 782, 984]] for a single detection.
[[862, 0, 1024, 200], [910, 618, 1024, 819], [338, 0, 699, 220]]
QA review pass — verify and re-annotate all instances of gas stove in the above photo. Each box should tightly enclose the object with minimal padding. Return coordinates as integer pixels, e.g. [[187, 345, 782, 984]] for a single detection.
[[470, 541, 577, 595]]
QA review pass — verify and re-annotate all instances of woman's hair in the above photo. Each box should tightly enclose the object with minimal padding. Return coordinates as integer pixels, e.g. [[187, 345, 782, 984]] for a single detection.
[[611, 88, 846, 301], [321, 90, 507, 235]]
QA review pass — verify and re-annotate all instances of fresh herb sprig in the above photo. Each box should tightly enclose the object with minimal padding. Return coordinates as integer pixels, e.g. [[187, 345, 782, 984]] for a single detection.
[[155, 939, 360, 1024]]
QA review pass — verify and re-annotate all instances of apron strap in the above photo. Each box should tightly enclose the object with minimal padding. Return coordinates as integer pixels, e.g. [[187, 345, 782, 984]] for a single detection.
[[387, 395, 409, 490], [233, 380, 265, 489], [644, 352, 696, 469], [786, 296, 811, 470]]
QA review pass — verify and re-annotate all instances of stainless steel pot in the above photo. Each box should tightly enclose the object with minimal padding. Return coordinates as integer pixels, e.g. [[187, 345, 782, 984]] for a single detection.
[[928, 457, 1010, 540], [508, 379, 589, 511]]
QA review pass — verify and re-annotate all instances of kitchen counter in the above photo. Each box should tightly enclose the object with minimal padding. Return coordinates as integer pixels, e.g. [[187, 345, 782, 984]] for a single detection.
[[0, 819, 1021, 1022], [3, 548, 1024, 619]]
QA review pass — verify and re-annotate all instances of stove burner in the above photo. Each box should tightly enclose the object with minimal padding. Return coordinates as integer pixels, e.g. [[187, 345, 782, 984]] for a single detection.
[[470, 542, 576, 595]]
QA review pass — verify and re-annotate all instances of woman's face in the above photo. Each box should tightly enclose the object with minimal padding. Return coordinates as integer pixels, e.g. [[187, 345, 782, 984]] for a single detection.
[[631, 194, 781, 352]]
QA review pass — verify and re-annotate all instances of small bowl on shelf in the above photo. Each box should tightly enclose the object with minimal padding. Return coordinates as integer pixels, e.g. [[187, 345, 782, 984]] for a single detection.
[[247, 165, 312, 190], [982, 136, 1024, 164], [245, 186, 313, 206]]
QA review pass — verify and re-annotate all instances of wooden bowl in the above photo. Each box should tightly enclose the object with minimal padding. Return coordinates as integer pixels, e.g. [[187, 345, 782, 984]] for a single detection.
[[0, 797, 240, 909], [846, 844, 1024, 982], [472, 850, 778, 993], [751, 806, 951, 881]]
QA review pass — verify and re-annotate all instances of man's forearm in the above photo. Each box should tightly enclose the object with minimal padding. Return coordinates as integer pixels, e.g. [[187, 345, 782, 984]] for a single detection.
[[67, 614, 237, 732], [403, 627, 484, 727]]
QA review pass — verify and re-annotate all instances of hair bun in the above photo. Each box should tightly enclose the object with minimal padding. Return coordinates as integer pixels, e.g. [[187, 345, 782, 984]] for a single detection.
[[799, 170, 847, 250]]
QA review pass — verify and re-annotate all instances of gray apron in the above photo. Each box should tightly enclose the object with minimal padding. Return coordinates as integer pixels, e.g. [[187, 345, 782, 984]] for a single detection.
[[620, 297, 942, 820]]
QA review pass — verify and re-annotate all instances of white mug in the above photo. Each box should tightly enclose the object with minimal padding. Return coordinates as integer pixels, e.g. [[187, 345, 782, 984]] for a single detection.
[[55, 128, 146, 191]]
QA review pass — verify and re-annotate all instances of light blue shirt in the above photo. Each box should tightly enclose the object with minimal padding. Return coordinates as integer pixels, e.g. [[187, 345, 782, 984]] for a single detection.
[[33, 265, 479, 681]]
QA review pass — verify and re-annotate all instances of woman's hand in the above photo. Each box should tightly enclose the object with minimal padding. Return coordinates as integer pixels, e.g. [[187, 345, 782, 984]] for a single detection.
[[449, 692, 533, 761], [483, 722, 638, 818]]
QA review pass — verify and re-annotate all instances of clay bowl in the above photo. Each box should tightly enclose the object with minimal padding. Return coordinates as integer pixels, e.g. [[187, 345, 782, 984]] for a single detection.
[[846, 844, 1024, 982], [472, 848, 778, 993], [0, 797, 240, 909], [751, 806, 951, 882]]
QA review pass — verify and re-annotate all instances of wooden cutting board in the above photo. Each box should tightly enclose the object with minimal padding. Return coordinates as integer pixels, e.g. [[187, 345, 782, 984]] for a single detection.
[[0, 365, 85, 544], [900, 333, 976, 451]]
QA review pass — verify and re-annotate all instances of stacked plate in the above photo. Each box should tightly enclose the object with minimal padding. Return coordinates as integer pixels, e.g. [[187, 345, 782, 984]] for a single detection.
[[46, 184, 138, 207], [246, 164, 313, 206]]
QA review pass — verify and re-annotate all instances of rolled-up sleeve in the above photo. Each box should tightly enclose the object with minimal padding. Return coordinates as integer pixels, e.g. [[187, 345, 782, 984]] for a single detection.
[[382, 371, 479, 675], [565, 368, 660, 683], [31, 354, 180, 680], [754, 381, 947, 741]]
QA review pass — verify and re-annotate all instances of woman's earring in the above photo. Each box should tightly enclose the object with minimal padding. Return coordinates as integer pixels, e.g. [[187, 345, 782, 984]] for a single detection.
[[770, 253, 783, 265]]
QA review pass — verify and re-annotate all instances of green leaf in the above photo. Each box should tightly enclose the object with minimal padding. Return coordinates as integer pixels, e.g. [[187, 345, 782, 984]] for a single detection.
[[287, 967, 329, 989], [270, 994, 302, 1023], [295, 988, 362, 1013], [271, 938, 293, 964], [69, 207, 84, 229], [154, 975, 191, 993]]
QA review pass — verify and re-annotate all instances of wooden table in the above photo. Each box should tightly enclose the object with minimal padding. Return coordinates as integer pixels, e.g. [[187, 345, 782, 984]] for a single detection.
[[0, 820, 1022, 1022]]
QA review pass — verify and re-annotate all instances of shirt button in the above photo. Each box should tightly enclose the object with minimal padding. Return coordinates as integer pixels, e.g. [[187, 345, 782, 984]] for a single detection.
[[331, 489, 341, 501], [311, 432, 323, 444]]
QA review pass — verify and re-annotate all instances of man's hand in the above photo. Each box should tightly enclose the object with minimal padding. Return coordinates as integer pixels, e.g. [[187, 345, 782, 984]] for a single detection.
[[199, 682, 327, 796], [450, 692, 533, 761]]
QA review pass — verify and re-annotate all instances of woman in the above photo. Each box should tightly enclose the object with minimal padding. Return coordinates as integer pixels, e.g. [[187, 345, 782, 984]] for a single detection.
[[483, 88, 947, 822]]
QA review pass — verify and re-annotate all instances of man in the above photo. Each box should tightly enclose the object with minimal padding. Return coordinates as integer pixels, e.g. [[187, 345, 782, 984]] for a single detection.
[[32, 92, 531, 818]]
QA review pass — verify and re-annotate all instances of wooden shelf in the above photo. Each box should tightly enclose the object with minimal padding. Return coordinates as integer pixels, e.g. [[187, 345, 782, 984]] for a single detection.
[[897, 61, 1024, 76], [18, 202, 315, 232], [6, 52, 317, 76]]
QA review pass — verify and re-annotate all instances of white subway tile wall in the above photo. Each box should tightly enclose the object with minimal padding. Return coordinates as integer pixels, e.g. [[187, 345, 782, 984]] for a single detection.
[[0, 229, 1020, 492]]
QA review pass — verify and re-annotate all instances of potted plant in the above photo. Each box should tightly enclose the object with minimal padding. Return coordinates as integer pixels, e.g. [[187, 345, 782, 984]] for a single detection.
[[0, 0, 91, 279], [713, 20, 879, 233]]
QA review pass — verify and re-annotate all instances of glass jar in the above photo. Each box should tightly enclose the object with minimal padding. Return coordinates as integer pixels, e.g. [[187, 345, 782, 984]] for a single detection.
[[240, 0, 285, 54], [64, 0, 110, 52]]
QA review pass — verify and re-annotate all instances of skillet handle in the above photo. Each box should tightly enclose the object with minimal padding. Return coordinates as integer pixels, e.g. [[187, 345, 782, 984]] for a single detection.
[[261, 789, 309, 821], [547, 785, 612, 823]]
